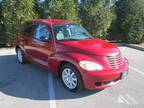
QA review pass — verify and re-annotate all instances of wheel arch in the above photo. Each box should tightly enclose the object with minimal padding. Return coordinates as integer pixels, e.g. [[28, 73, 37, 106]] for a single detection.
[[58, 61, 71, 77], [57, 60, 83, 82], [15, 45, 20, 52], [15, 45, 25, 53], [58, 60, 84, 91]]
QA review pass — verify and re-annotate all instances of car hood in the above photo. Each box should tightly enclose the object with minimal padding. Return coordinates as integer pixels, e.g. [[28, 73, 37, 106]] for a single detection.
[[56, 38, 120, 56]]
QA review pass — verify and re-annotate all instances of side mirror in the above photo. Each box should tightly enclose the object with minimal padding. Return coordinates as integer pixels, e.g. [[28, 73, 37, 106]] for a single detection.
[[40, 35, 51, 42]]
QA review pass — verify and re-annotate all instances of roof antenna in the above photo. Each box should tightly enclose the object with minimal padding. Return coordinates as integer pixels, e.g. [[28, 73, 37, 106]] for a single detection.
[[48, 16, 57, 55]]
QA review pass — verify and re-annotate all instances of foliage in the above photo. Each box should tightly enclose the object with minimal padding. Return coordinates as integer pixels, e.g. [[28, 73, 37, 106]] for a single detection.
[[36, 0, 50, 18], [1, 0, 38, 46], [0, 4, 5, 45], [38, 0, 80, 23], [110, 0, 144, 43], [79, 0, 115, 38], [1, 0, 144, 46]]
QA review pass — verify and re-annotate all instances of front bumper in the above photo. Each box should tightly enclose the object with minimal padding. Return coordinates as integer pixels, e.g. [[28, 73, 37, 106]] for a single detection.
[[81, 59, 129, 90]]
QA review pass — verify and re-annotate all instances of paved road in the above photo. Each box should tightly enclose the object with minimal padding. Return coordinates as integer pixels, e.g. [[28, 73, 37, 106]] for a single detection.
[[0, 46, 144, 108]]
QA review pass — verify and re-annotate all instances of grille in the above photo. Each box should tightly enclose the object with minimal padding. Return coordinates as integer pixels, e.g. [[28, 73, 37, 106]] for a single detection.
[[107, 53, 124, 69]]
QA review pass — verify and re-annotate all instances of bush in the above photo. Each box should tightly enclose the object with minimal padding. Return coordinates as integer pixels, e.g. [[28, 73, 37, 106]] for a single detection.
[[111, 0, 144, 43], [79, 0, 115, 38], [1, 0, 38, 46]]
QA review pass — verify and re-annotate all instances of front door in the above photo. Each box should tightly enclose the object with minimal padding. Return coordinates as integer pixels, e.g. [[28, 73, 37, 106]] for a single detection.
[[31, 23, 54, 67]]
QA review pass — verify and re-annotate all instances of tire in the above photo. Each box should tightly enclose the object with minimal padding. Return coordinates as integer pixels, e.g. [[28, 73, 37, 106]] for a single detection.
[[16, 48, 26, 64], [60, 63, 83, 92]]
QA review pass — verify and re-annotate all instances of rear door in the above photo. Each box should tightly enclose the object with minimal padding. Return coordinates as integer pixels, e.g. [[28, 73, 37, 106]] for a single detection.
[[23, 22, 38, 59]]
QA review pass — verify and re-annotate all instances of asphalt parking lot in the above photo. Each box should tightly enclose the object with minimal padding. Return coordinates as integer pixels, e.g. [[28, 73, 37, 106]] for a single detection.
[[0, 46, 144, 108]]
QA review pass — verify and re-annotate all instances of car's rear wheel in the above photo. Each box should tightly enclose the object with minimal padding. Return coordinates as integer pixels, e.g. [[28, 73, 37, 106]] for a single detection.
[[16, 48, 26, 64], [60, 63, 83, 92]]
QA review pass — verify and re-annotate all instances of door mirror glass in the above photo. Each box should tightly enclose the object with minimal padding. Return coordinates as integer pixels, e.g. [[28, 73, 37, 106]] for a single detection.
[[40, 35, 50, 42]]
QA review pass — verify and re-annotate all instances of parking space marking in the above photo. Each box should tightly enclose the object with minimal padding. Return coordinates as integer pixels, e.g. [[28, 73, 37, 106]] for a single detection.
[[126, 94, 138, 104], [129, 66, 144, 75], [118, 95, 131, 104], [118, 94, 138, 105], [48, 73, 56, 108]]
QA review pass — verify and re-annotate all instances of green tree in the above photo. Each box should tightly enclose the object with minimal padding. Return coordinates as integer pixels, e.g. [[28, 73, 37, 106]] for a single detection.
[[0, 3, 6, 46], [36, 0, 50, 18], [112, 0, 144, 43], [79, 0, 115, 38], [1, 0, 38, 46], [38, 0, 80, 23]]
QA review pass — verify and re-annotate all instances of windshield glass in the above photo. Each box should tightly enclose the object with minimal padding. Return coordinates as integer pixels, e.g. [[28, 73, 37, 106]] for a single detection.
[[53, 24, 92, 41]]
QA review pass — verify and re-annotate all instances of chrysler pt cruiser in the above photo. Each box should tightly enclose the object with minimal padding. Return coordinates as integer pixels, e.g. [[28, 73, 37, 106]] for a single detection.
[[16, 19, 128, 92]]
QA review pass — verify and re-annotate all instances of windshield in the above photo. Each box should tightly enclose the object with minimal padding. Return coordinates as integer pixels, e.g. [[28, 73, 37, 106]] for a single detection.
[[53, 24, 92, 41]]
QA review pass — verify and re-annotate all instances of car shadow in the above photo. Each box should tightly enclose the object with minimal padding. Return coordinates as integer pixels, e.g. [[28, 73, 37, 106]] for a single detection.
[[52, 77, 103, 100], [0, 54, 103, 100]]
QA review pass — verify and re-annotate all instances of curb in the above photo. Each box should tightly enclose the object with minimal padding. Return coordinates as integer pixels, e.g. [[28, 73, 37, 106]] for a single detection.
[[125, 44, 144, 51], [0, 47, 15, 51], [111, 42, 144, 51], [110, 42, 126, 46]]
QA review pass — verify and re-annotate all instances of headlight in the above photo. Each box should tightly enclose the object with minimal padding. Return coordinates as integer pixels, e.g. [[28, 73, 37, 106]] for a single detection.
[[79, 61, 103, 71]]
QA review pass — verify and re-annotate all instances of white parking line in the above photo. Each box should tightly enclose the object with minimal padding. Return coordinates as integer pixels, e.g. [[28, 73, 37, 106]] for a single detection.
[[48, 73, 56, 108], [118, 94, 138, 105], [118, 94, 131, 104], [126, 94, 138, 104], [129, 66, 144, 75]]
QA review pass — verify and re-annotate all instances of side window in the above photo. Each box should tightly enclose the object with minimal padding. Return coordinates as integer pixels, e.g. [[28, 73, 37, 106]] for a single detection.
[[34, 24, 50, 41]]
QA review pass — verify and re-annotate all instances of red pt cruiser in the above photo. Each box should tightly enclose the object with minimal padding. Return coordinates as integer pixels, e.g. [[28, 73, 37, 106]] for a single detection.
[[16, 19, 128, 92]]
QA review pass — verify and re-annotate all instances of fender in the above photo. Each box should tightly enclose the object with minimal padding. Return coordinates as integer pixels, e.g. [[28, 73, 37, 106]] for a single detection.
[[48, 52, 80, 74], [48, 52, 98, 75]]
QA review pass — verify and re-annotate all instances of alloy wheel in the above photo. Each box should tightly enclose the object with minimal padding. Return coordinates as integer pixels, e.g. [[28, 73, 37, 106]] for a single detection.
[[62, 68, 78, 89]]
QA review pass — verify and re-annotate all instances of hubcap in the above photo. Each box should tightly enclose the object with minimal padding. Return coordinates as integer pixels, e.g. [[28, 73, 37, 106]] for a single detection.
[[62, 68, 77, 89], [17, 49, 23, 63]]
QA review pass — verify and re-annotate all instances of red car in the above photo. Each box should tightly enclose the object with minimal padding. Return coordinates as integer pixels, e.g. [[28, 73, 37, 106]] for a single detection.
[[16, 19, 128, 92]]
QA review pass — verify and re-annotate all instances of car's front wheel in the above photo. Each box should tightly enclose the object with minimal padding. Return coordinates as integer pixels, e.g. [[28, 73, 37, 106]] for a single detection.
[[60, 63, 83, 92], [16, 48, 26, 64]]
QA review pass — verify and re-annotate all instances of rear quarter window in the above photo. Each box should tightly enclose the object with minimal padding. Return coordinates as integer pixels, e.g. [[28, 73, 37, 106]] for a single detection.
[[20, 21, 37, 37]]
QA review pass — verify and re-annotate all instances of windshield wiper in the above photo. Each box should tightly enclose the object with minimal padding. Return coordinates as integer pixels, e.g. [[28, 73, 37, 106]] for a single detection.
[[58, 38, 78, 41], [59, 38, 93, 41], [85, 37, 93, 39]]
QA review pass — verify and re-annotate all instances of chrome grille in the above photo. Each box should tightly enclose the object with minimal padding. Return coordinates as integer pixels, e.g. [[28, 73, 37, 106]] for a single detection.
[[107, 53, 124, 69]]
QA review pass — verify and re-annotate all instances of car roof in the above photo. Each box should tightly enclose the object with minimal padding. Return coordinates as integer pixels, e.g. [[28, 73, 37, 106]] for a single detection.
[[33, 19, 73, 27]]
